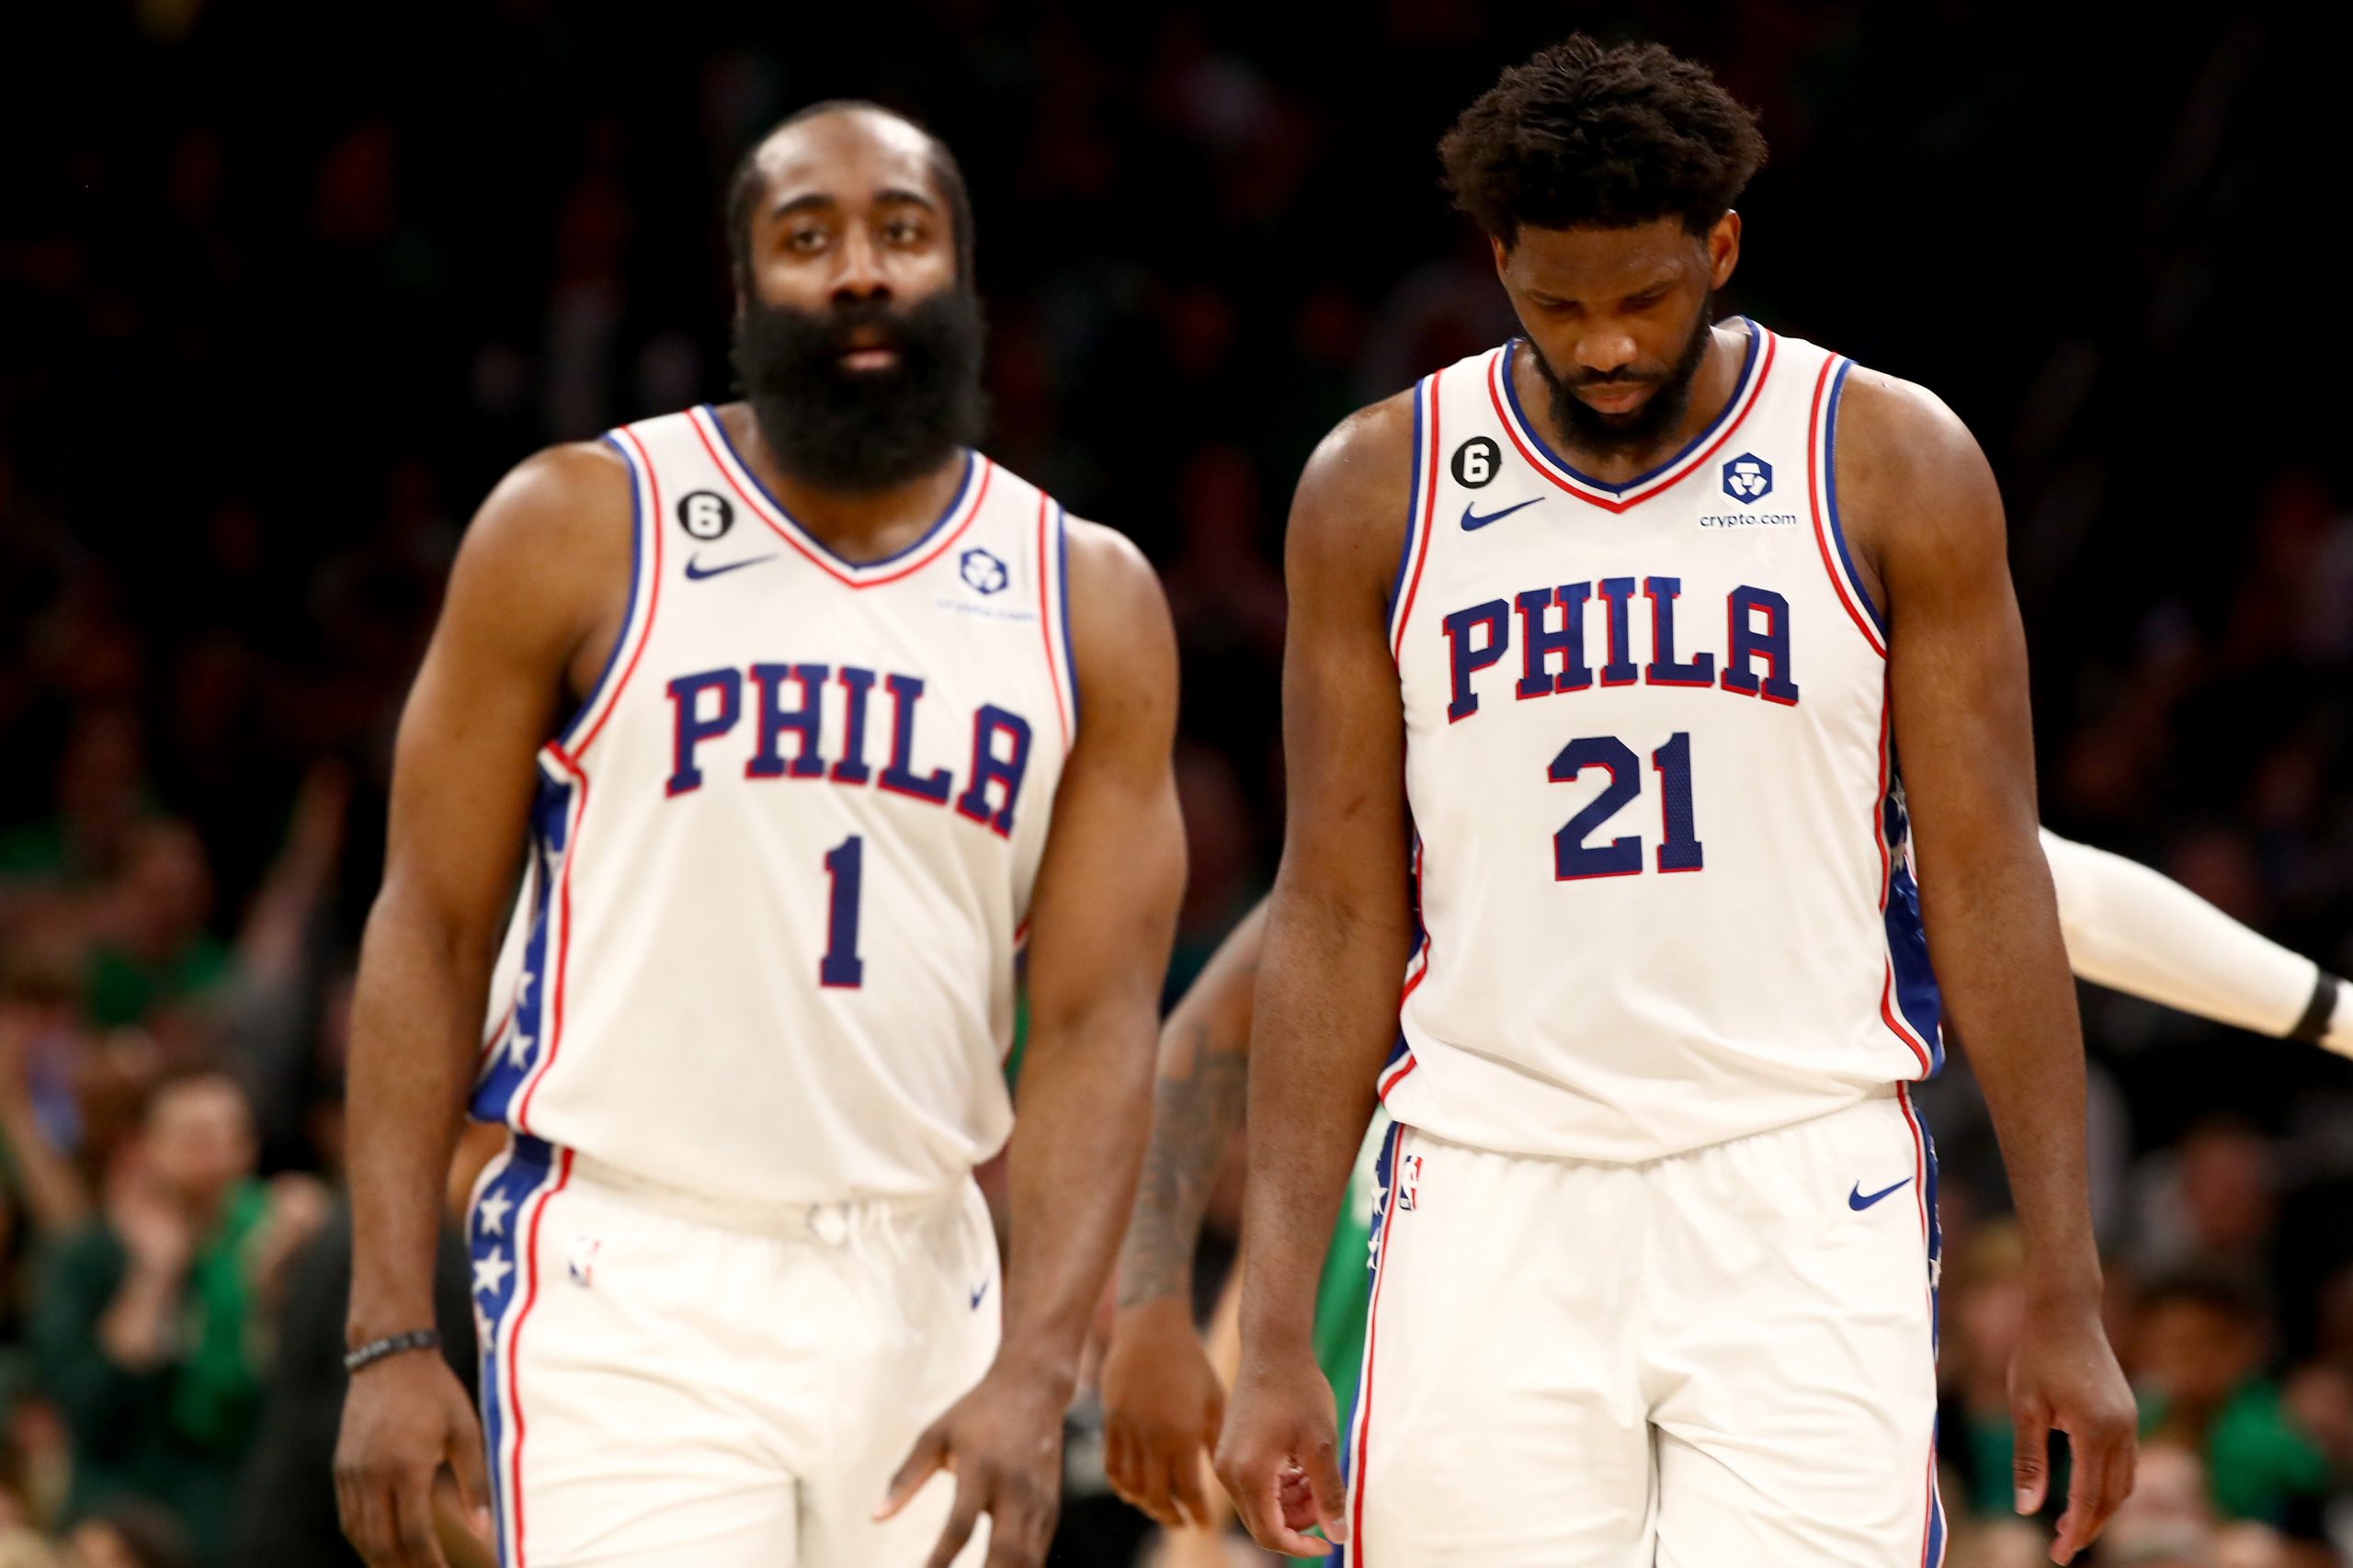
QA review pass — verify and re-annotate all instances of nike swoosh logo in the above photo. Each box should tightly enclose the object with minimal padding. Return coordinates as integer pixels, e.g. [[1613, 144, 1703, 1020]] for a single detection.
[[969, 1280, 990, 1311], [684, 552, 776, 582], [1848, 1177, 1913, 1211], [1461, 497, 1541, 531]]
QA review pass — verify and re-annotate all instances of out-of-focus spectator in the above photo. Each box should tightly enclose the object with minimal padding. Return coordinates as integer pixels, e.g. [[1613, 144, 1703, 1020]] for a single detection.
[[1948, 1517, 2054, 1568], [0, 710, 148, 896], [2091, 1438, 2323, 1568], [2098, 1440, 2223, 1566], [0, 1401, 68, 1540], [2137, 1117, 2281, 1280], [2283, 1264, 2353, 1486], [1940, 1222, 2032, 1521], [2132, 1269, 2331, 1532], [0, 1528, 63, 1568], [78, 824, 228, 1035], [26, 1065, 316, 1564], [63, 1503, 197, 1568], [1, 953, 95, 1249], [1162, 744, 1261, 1007]]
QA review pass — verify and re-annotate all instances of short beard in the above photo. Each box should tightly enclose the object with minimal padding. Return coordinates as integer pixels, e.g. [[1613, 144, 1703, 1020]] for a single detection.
[[730, 289, 988, 494], [1529, 293, 1718, 461]]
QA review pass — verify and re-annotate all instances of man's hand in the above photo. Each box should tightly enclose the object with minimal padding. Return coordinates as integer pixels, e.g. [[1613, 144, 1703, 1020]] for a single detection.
[[2010, 1291, 2138, 1565], [1212, 1342, 1346, 1557], [1102, 1296, 1224, 1528], [335, 1352, 492, 1568], [878, 1365, 1068, 1568]]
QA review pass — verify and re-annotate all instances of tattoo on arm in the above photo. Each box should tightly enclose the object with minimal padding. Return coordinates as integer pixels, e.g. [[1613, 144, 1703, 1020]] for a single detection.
[[1116, 1021, 1248, 1309]]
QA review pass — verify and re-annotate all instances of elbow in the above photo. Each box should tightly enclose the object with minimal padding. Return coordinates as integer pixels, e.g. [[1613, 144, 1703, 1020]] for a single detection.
[[361, 873, 496, 985]]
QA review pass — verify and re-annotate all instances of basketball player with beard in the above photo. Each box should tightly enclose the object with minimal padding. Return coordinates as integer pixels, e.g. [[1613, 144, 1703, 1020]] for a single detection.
[[334, 102, 1184, 1568], [1215, 37, 2138, 1566]]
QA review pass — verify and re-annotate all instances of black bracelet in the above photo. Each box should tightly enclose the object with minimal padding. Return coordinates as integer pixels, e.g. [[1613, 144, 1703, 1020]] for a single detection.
[[343, 1329, 441, 1375], [2290, 972, 2341, 1045]]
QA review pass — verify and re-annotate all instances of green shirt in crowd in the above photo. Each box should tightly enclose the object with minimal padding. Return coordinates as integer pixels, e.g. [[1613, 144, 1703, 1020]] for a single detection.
[[30, 1180, 270, 1565], [2140, 1381, 2331, 1527]]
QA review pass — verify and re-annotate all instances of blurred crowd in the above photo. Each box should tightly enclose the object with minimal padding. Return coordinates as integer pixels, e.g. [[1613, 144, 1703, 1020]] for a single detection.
[[3, 1, 2347, 1563]]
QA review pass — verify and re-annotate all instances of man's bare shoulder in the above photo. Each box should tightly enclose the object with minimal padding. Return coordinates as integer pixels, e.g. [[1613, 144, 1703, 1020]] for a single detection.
[[1834, 368, 2000, 527], [1298, 389, 1418, 519], [460, 440, 633, 574], [1061, 516, 1177, 722], [1287, 389, 1420, 593], [1063, 515, 1160, 607], [438, 440, 633, 669]]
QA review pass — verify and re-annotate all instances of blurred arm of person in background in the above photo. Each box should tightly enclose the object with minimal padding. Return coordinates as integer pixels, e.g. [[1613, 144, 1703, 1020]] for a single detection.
[[229, 761, 354, 990], [2038, 830, 2352, 1055], [335, 439, 632, 1568], [0, 983, 93, 1238], [1102, 829, 2353, 1534], [217, 759, 354, 1152]]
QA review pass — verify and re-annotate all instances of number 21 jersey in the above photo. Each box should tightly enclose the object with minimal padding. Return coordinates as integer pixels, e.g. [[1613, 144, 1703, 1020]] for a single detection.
[[1382, 322, 1944, 1164], [470, 408, 1077, 1204]]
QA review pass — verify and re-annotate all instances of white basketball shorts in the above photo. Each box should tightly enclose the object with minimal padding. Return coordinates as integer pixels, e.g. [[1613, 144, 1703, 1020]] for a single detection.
[[468, 1136, 1000, 1566], [1343, 1088, 1944, 1567]]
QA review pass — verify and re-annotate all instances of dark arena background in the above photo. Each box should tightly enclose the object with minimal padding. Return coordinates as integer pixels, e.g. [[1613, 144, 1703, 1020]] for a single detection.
[[3, 3, 2348, 1565]]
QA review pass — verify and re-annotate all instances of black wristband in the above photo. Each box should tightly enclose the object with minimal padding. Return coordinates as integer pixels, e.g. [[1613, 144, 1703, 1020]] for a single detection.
[[343, 1328, 441, 1375], [2290, 972, 2340, 1045]]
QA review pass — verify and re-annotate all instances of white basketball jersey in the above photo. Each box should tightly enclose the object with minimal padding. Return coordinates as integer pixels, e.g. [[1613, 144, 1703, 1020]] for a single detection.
[[471, 408, 1077, 1204], [1380, 321, 1944, 1164]]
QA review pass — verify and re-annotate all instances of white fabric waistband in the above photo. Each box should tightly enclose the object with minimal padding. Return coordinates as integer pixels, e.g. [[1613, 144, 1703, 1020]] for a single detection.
[[1400, 1082, 1904, 1169], [565, 1152, 966, 1245]]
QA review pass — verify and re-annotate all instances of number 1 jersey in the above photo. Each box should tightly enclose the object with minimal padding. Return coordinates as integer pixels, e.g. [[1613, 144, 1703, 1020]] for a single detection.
[[471, 409, 1078, 1204], [1382, 322, 1945, 1164]]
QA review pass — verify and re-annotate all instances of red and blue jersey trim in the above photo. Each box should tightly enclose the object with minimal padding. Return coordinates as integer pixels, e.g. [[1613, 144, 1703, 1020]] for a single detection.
[[1871, 694, 1944, 1079], [556, 429, 664, 758], [1898, 1085, 1947, 1566], [688, 405, 991, 588], [1340, 1119, 1408, 1567], [1489, 321, 1774, 514], [1035, 495, 1079, 748], [1386, 371, 1444, 663], [1807, 355, 1888, 658], [1383, 837, 1428, 1100]]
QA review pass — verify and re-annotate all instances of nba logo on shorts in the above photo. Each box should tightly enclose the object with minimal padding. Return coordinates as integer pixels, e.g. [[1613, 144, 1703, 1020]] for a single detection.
[[1722, 453, 1773, 504], [1397, 1153, 1423, 1211]]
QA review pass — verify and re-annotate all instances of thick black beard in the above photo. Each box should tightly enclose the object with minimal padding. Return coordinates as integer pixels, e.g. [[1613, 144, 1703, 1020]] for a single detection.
[[730, 289, 988, 494], [1529, 294, 1719, 462]]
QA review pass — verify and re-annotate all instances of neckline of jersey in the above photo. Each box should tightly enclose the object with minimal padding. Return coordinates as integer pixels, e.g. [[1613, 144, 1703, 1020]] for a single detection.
[[1496, 316, 1765, 498], [694, 404, 981, 578]]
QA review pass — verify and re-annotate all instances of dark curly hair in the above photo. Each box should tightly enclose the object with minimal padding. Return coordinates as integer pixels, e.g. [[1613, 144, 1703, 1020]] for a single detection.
[[1438, 36, 1768, 246]]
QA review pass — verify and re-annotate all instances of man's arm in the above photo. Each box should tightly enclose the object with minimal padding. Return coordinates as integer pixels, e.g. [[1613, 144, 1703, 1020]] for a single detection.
[[1101, 901, 1265, 1527], [881, 519, 1184, 1568], [1116, 901, 1264, 1312], [336, 443, 629, 1568], [1214, 398, 1417, 1557], [1847, 372, 2137, 1566], [2040, 830, 2351, 1051]]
